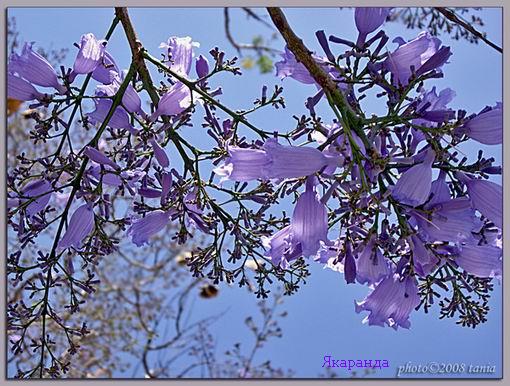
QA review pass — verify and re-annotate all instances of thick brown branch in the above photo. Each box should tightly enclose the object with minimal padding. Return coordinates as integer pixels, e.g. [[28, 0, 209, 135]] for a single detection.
[[435, 7, 502, 53], [266, 7, 353, 116], [114, 7, 160, 105]]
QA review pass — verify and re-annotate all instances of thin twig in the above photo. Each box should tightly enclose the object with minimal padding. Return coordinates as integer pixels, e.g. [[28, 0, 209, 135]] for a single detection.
[[435, 7, 502, 53]]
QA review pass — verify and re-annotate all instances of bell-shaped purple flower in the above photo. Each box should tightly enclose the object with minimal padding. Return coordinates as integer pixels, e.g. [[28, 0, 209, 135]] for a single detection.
[[19, 179, 52, 218], [184, 189, 210, 233], [392, 148, 435, 206], [96, 70, 144, 116], [128, 210, 173, 247], [84, 146, 120, 170], [195, 54, 209, 78], [70, 33, 106, 82], [464, 176, 502, 229], [91, 51, 119, 84], [409, 234, 438, 277], [463, 103, 502, 145], [455, 243, 502, 278], [58, 203, 95, 250], [355, 274, 420, 330], [384, 32, 451, 86], [290, 178, 329, 256], [88, 165, 122, 187], [8, 73, 45, 101], [414, 197, 478, 243], [355, 234, 392, 285], [214, 147, 270, 182], [149, 82, 192, 121], [344, 241, 357, 284], [263, 139, 339, 179], [9, 42, 66, 94], [354, 8, 392, 46], [159, 36, 198, 77], [86, 99, 138, 135], [262, 226, 301, 268], [149, 139, 170, 168], [411, 88, 456, 151], [276, 46, 316, 85], [214, 139, 338, 182], [427, 172, 451, 206]]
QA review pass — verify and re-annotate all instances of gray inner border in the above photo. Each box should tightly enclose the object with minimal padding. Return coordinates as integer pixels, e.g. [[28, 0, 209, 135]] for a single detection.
[[0, 1, 506, 385]]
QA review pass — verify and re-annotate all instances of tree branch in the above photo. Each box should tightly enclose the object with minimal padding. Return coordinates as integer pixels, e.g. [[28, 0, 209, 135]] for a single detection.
[[435, 7, 502, 53], [266, 7, 352, 113], [114, 7, 160, 105]]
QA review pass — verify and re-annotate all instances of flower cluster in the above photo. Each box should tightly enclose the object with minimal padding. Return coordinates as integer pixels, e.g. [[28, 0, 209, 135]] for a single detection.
[[7, 8, 502, 376]]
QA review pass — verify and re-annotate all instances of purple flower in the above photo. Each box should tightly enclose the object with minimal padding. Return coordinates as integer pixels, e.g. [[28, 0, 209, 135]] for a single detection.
[[354, 8, 392, 46], [91, 51, 119, 84], [409, 234, 438, 276], [463, 103, 502, 145], [128, 210, 173, 247], [19, 179, 52, 218], [195, 54, 209, 78], [70, 33, 106, 82], [86, 99, 138, 135], [214, 147, 270, 182], [464, 176, 502, 229], [184, 189, 210, 233], [343, 241, 357, 284], [392, 148, 435, 206], [150, 139, 170, 168], [149, 82, 192, 121], [159, 36, 198, 77], [290, 178, 329, 256], [413, 197, 478, 243], [58, 203, 95, 250], [84, 146, 120, 170], [355, 274, 420, 330], [214, 139, 338, 182], [88, 165, 122, 187], [262, 226, 301, 268], [96, 70, 144, 116], [384, 32, 451, 86], [276, 47, 316, 85], [275, 47, 341, 87], [8, 74, 45, 101], [455, 243, 502, 278], [8, 42, 66, 94], [355, 234, 392, 285]]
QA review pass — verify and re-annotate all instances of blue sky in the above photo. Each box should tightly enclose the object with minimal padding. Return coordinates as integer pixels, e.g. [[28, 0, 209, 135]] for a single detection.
[[8, 7, 503, 378]]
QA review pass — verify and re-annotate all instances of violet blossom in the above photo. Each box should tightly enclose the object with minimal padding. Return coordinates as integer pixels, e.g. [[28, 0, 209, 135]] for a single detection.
[[355, 233, 392, 285], [91, 51, 120, 84], [69, 33, 106, 82], [214, 138, 339, 182], [159, 36, 198, 77], [128, 210, 174, 247], [96, 70, 145, 116], [384, 32, 451, 86], [354, 7, 392, 47], [86, 98, 138, 135], [391, 148, 435, 206], [8, 73, 45, 101], [19, 179, 53, 218], [455, 243, 502, 278], [290, 177, 330, 256], [57, 203, 95, 250], [462, 103, 503, 145], [8, 42, 67, 94], [149, 82, 192, 121], [355, 274, 420, 330]]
